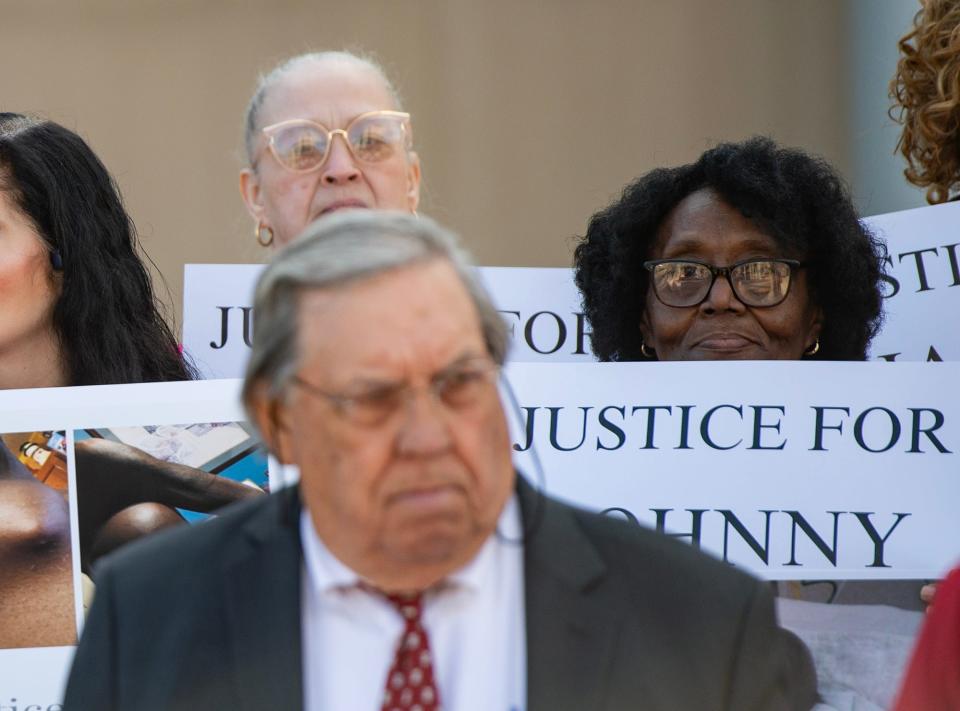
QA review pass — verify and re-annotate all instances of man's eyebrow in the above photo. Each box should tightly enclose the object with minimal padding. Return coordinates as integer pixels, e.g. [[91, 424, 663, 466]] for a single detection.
[[338, 373, 404, 393], [337, 350, 489, 390], [437, 350, 488, 372]]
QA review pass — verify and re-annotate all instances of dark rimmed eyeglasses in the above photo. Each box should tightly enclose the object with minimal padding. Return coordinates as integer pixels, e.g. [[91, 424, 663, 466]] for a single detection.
[[261, 110, 412, 173], [642, 258, 805, 308], [290, 357, 500, 427]]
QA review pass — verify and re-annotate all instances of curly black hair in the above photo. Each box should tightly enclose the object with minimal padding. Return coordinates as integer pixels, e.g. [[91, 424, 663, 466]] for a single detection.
[[573, 137, 886, 362]]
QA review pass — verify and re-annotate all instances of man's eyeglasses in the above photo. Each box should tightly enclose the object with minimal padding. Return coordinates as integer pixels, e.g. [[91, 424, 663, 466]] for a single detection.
[[261, 110, 412, 173], [642, 258, 805, 308], [291, 357, 500, 427]]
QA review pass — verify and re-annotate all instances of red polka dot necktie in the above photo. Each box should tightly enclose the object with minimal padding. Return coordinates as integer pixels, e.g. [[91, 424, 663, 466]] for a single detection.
[[379, 591, 441, 711]]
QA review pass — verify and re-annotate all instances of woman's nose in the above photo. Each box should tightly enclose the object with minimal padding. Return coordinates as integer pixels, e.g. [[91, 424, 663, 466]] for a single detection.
[[700, 273, 746, 313], [321, 134, 361, 185]]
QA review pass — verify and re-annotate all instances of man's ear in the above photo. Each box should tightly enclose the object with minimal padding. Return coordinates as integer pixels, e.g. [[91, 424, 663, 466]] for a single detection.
[[405, 151, 421, 213], [239, 168, 266, 223], [250, 385, 294, 464]]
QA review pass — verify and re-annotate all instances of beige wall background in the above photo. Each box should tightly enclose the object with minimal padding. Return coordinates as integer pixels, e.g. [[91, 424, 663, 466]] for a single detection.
[[1, 1, 850, 333]]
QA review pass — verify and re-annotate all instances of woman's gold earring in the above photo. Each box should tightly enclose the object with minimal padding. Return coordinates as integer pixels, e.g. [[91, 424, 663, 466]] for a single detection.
[[255, 221, 274, 248], [804, 339, 820, 357], [640, 342, 656, 359]]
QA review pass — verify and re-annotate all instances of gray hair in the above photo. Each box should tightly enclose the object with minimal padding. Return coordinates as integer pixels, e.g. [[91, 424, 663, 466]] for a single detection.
[[243, 50, 403, 167], [242, 211, 509, 419]]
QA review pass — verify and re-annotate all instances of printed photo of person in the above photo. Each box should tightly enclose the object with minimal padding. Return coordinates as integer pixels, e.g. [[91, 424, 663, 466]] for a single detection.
[[0, 431, 75, 649], [74, 421, 267, 579]]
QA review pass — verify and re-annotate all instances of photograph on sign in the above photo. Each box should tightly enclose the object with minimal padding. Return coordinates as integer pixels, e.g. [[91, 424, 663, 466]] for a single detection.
[[0, 430, 75, 651], [0, 380, 262, 706], [74, 421, 268, 577]]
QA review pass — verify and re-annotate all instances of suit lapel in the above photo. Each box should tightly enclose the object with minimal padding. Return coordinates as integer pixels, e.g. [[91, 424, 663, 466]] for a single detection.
[[519, 478, 620, 711], [217, 478, 620, 711], [222, 486, 304, 711]]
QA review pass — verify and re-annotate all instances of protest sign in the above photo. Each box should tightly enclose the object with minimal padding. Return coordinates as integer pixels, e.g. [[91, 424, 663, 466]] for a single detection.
[[181, 202, 960, 378], [182, 265, 593, 378], [0, 380, 262, 708], [1, 361, 955, 703], [503, 360, 959, 580], [866, 200, 960, 361]]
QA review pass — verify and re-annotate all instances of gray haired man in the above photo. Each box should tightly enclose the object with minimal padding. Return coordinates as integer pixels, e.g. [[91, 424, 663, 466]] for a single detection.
[[64, 211, 816, 711]]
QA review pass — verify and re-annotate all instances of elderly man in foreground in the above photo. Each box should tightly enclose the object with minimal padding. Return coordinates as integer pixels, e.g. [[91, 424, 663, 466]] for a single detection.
[[64, 211, 816, 710]]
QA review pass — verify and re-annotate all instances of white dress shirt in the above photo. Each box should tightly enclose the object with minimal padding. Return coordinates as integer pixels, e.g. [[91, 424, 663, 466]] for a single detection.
[[300, 495, 527, 711]]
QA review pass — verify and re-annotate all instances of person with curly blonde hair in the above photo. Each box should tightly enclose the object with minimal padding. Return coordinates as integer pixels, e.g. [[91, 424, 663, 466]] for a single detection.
[[891, 0, 960, 203]]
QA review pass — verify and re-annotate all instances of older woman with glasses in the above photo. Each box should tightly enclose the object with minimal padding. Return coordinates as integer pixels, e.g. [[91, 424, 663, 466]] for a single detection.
[[574, 136, 885, 364], [239, 51, 421, 250], [573, 137, 924, 707]]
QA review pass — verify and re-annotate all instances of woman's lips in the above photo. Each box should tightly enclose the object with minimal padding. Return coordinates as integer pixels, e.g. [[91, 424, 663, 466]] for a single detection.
[[692, 333, 759, 351], [317, 199, 367, 217]]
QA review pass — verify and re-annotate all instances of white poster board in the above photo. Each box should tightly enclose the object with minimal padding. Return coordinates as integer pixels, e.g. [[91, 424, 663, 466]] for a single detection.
[[182, 264, 264, 380], [182, 265, 593, 379], [0, 363, 956, 703], [503, 361, 959, 580], [182, 202, 960, 378], [865, 200, 960, 361], [0, 380, 254, 708]]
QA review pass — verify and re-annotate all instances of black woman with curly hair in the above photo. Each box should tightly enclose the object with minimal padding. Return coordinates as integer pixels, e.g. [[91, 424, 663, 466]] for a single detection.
[[574, 136, 886, 365], [574, 137, 928, 706]]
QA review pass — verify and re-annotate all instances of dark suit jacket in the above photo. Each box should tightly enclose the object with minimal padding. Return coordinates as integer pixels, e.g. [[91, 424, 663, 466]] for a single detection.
[[64, 478, 816, 710]]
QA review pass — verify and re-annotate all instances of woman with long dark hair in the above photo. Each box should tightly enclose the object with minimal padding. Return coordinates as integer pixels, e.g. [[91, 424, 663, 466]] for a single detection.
[[0, 115, 259, 650], [0, 112, 194, 387]]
